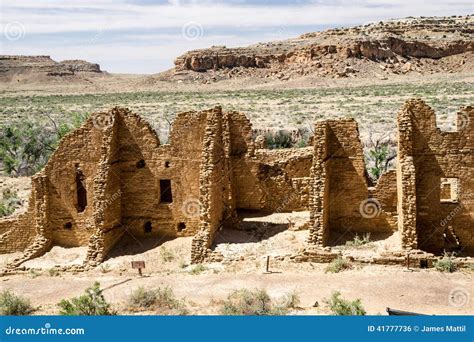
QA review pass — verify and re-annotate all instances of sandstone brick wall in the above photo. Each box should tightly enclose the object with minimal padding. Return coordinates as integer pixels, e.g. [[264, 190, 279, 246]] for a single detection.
[[308, 119, 397, 247], [0, 213, 35, 253], [308, 122, 330, 245], [191, 107, 230, 263], [0, 99, 471, 269], [371, 170, 398, 214], [232, 148, 313, 212], [397, 99, 474, 253]]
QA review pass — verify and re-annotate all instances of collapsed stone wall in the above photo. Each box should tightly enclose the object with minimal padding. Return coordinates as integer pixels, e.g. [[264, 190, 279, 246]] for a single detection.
[[0, 99, 472, 269], [232, 148, 313, 212], [308, 119, 398, 247], [397, 100, 474, 254], [190, 109, 313, 262]]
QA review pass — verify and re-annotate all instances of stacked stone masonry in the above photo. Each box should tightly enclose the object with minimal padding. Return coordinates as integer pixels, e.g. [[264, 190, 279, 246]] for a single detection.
[[0, 99, 472, 268]]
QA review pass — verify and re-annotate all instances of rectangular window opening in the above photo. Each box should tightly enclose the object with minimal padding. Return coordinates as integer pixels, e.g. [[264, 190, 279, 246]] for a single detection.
[[160, 179, 173, 203], [440, 178, 459, 203]]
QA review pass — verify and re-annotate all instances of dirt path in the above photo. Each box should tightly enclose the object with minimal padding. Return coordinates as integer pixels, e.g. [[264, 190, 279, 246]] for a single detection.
[[1, 263, 471, 315]]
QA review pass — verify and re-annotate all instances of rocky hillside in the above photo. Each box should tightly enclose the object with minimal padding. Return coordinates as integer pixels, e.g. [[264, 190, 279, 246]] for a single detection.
[[163, 15, 473, 83], [0, 55, 103, 82]]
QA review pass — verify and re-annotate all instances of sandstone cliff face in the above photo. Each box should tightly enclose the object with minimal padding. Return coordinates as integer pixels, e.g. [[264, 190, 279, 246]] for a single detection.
[[171, 15, 473, 81], [0, 55, 102, 80]]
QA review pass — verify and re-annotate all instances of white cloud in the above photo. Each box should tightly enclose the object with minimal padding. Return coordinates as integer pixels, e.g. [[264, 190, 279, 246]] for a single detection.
[[1, 0, 472, 34]]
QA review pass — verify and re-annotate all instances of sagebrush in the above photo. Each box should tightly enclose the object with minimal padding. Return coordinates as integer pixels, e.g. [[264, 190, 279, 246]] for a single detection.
[[58, 282, 115, 315], [0, 289, 35, 315], [220, 288, 300, 315], [327, 291, 366, 316], [127, 286, 188, 315]]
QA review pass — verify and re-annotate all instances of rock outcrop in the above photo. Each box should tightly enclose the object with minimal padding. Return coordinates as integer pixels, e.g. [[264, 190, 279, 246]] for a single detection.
[[170, 15, 473, 82], [0, 55, 103, 80]]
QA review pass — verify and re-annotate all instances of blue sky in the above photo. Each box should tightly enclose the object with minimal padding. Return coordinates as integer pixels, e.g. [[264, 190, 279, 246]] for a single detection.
[[1, 0, 473, 74]]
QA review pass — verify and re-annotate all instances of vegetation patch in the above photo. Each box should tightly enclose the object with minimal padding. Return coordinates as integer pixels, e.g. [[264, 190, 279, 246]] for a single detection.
[[160, 246, 175, 263], [58, 282, 115, 315], [434, 253, 457, 273], [0, 290, 35, 315], [345, 233, 373, 248], [219, 288, 300, 315], [0, 188, 21, 217], [325, 257, 353, 273], [189, 264, 207, 275], [127, 286, 188, 315], [326, 291, 366, 315]]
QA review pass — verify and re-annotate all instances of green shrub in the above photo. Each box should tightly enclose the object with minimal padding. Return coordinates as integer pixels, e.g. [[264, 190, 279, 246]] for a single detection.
[[0, 114, 89, 177], [0, 290, 35, 315], [325, 257, 352, 273], [0, 189, 21, 217], [220, 289, 299, 315], [278, 289, 301, 309], [58, 282, 115, 315], [28, 269, 41, 278], [160, 246, 175, 263], [48, 267, 60, 277], [327, 291, 366, 316], [265, 131, 293, 149], [189, 264, 207, 275], [364, 137, 397, 182], [127, 286, 188, 315], [0, 119, 57, 176], [128, 287, 159, 309], [434, 253, 457, 273], [345, 233, 371, 248], [99, 264, 111, 273]]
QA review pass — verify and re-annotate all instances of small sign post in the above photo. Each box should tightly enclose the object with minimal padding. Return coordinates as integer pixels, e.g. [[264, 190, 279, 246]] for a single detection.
[[131, 261, 145, 276], [263, 255, 271, 274]]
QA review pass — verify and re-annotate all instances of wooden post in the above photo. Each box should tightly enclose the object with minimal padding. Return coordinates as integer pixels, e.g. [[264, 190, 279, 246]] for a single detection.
[[406, 252, 410, 270], [263, 255, 270, 274]]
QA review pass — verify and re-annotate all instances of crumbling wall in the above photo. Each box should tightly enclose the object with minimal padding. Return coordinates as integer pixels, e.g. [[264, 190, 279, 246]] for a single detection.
[[308, 119, 397, 247], [84, 111, 122, 265], [227, 113, 313, 212], [397, 99, 474, 253], [42, 115, 104, 248], [116, 109, 201, 240], [1, 99, 471, 268], [371, 170, 398, 214], [327, 120, 396, 233], [308, 122, 330, 245], [0, 210, 35, 253], [191, 107, 231, 263]]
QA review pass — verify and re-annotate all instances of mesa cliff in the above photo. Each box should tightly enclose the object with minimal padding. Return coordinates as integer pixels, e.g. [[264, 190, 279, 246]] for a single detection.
[[0, 55, 103, 82], [166, 15, 473, 83]]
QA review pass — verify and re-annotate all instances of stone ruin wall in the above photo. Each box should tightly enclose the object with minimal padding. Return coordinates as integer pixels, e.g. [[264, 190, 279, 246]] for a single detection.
[[398, 99, 473, 254], [308, 119, 398, 246], [191, 109, 314, 262], [0, 105, 316, 267], [0, 98, 472, 269]]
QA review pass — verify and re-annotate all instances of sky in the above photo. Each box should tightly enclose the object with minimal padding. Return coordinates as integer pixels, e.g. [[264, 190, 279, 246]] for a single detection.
[[0, 0, 473, 74]]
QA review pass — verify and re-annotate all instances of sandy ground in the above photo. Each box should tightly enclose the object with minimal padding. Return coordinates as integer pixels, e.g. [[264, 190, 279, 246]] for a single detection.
[[0, 212, 472, 316], [0, 70, 472, 95], [1, 259, 472, 315]]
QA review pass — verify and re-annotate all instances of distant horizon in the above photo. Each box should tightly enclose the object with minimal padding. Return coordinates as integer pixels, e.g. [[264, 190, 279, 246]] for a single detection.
[[1, 1, 473, 74]]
